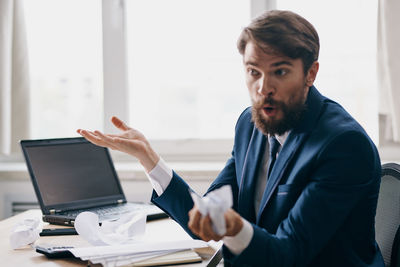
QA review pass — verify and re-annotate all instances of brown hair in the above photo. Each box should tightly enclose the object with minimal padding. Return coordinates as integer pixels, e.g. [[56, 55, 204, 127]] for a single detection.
[[237, 10, 319, 74]]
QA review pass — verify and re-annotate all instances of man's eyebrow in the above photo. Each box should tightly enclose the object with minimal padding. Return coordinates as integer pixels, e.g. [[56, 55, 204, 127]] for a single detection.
[[270, 61, 293, 67], [244, 60, 259, 66]]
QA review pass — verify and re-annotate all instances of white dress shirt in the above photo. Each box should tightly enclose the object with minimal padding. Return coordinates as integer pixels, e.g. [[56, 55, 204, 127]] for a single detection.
[[145, 132, 289, 255]]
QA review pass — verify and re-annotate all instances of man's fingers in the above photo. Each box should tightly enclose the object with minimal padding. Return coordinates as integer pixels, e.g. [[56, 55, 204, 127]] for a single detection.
[[111, 116, 130, 131], [223, 209, 244, 237], [105, 133, 123, 138], [94, 130, 112, 140], [78, 129, 120, 151], [188, 208, 202, 236], [188, 208, 223, 241], [199, 216, 222, 241], [78, 129, 107, 147], [93, 130, 120, 150]]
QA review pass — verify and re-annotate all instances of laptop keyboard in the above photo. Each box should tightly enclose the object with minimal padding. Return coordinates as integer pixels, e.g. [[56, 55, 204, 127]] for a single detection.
[[62, 204, 149, 219]]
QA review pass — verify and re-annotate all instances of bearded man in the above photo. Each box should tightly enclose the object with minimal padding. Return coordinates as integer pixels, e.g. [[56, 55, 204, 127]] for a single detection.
[[79, 10, 384, 266]]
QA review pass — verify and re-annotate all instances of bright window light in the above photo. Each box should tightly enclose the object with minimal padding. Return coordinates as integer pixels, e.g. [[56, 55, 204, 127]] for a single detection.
[[277, 0, 379, 142], [126, 0, 251, 139], [24, 0, 103, 139]]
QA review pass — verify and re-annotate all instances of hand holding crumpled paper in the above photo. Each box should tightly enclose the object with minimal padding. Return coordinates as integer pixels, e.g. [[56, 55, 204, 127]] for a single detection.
[[190, 185, 233, 236]]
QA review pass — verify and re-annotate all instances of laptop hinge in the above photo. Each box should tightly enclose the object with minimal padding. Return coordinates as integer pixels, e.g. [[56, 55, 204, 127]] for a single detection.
[[117, 199, 124, 204]]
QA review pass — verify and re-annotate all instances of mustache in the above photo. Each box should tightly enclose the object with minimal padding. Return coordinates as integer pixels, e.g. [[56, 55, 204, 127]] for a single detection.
[[253, 97, 281, 108]]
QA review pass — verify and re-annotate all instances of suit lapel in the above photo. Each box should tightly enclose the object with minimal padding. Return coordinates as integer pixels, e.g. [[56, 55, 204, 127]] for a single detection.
[[255, 86, 325, 224], [238, 126, 266, 222], [256, 132, 307, 223]]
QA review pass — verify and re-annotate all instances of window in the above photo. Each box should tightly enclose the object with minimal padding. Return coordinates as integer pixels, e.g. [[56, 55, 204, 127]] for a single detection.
[[126, 0, 251, 139], [24, 0, 103, 139], [277, 0, 379, 142], [23, 0, 379, 148]]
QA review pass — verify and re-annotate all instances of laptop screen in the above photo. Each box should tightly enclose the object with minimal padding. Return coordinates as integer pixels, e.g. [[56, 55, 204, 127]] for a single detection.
[[21, 138, 123, 208]]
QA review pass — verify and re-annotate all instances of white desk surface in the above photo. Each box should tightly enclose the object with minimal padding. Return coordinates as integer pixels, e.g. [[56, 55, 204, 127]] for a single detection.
[[0, 210, 222, 267]]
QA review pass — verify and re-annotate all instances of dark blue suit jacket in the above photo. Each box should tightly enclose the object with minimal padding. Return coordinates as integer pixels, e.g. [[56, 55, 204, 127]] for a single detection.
[[152, 86, 384, 266]]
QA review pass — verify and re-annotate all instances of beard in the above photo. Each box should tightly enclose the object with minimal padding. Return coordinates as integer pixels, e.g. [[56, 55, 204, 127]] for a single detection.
[[251, 89, 307, 136]]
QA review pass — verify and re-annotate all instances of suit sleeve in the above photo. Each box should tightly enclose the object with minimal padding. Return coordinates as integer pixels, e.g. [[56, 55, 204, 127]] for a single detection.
[[151, 154, 238, 239], [150, 109, 252, 238], [224, 131, 381, 266]]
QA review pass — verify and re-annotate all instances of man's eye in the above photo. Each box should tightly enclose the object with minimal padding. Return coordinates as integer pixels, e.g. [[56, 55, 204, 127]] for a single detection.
[[249, 69, 260, 76], [275, 69, 288, 76]]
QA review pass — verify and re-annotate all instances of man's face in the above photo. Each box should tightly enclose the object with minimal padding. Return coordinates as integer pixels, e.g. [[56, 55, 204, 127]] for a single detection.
[[243, 41, 318, 136]]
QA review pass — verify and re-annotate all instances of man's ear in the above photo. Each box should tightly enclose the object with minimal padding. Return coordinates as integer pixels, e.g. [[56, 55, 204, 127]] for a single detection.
[[305, 61, 319, 87]]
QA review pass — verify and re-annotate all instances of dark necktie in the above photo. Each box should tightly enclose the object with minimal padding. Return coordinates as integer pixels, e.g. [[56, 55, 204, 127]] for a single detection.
[[267, 136, 281, 178]]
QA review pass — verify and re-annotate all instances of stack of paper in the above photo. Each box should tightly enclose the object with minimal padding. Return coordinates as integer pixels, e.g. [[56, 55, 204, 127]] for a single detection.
[[69, 239, 207, 267], [131, 250, 202, 266]]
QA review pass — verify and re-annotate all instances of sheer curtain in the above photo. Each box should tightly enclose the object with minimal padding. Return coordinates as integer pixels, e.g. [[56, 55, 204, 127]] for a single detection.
[[0, 0, 30, 154], [378, 0, 400, 144]]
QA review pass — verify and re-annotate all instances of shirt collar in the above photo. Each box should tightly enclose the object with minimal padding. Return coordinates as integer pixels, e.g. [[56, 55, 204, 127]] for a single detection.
[[269, 131, 290, 147]]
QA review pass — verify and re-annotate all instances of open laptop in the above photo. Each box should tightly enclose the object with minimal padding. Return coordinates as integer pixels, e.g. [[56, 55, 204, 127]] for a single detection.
[[20, 137, 167, 226]]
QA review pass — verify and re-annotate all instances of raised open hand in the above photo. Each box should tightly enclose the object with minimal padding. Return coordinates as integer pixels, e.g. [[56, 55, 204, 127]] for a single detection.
[[77, 116, 160, 172]]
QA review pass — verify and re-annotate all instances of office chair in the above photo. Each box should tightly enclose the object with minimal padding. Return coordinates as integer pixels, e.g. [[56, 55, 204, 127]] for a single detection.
[[375, 163, 400, 267]]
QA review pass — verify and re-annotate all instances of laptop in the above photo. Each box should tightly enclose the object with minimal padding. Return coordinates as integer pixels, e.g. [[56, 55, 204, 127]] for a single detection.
[[20, 137, 167, 226]]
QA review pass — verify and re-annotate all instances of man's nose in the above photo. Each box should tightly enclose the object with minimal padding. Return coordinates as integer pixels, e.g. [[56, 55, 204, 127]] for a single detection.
[[257, 77, 274, 96]]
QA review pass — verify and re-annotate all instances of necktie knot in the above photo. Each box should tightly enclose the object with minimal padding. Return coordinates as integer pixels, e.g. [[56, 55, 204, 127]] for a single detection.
[[269, 136, 280, 157]]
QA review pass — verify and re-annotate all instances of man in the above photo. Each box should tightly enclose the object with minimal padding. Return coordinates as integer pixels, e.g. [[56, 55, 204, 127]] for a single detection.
[[78, 10, 384, 266]]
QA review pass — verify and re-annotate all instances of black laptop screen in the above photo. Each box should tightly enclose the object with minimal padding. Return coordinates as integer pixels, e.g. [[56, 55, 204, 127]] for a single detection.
[[23, 142, 122, 206]]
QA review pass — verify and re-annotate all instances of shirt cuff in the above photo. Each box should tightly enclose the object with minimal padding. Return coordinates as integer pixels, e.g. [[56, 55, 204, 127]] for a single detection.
[[222, 218, 254, 255], [145, 157, 173, 196]]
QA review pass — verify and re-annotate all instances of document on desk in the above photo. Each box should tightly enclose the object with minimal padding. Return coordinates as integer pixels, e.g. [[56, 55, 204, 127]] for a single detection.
[[86, 249, 202, 266], [69, 239, 207, 267]]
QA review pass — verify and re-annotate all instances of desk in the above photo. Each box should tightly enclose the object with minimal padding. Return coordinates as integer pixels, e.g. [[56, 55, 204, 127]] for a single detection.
[[0, 210, 222, 266]]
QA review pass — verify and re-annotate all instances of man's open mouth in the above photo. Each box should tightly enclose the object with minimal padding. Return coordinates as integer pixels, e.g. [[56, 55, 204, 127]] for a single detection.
[[263, 106, 277, 116]]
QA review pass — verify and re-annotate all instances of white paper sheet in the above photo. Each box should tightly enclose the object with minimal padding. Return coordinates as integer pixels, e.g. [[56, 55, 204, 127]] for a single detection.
[[69, 239, 207, 258], [74, 211, 146, 246], [190, 185, 233, 235], [88, 250, 179, 266]]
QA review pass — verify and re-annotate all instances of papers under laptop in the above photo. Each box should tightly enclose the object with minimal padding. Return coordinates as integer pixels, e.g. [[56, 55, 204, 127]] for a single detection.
[[20, 137, 167, 226]]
